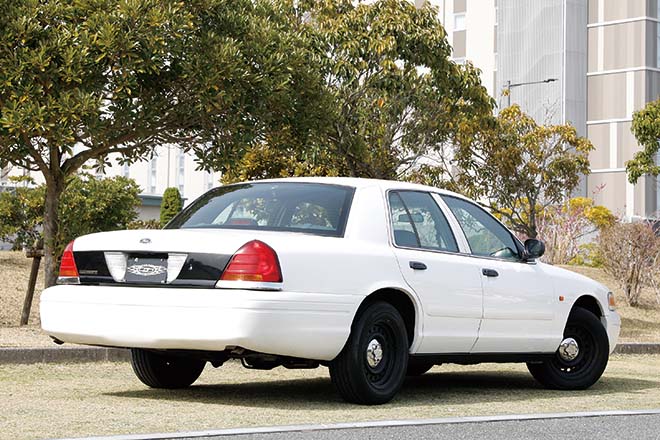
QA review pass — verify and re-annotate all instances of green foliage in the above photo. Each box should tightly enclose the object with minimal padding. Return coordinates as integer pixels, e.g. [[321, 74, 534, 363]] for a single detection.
[[160, 187, 183, 225], [57, 175, 141, 255], [627, 99, 660, 184], [0, 177, 43, 250], [224, 0, 494, 181], [450, 105, 594, 238], [221, 144, 345, 183], [0, 0, 325, 285], [569, 242, 604, 268], [310, 0, 494, 179], [127, 219, 162, 230], [0, 175, 140, 256]]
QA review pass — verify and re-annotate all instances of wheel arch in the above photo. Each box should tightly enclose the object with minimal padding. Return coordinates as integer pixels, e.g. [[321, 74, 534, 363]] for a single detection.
[[357, 287, 419, 349], [571, 294, 604, 319]]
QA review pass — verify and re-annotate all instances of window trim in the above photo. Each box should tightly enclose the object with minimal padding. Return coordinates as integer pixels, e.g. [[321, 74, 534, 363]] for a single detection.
[[167, 182, 356, 238], [439, 194, 529, 263], [386, 189, 460, 254]]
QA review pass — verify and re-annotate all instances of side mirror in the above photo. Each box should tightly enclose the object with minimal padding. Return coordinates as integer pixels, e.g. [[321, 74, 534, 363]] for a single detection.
[[524, 238, 545, 260]]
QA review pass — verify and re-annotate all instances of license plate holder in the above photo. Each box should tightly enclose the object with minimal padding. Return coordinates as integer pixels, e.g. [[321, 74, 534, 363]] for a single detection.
[[125, 256, 167, 284]]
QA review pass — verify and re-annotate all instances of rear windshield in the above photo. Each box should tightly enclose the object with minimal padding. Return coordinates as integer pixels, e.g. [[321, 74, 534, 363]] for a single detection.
[[166, 182, 355, 237]]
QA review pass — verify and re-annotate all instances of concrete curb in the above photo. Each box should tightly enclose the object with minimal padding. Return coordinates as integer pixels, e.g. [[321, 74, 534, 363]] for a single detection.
[[49, 409, 660, 440], [0, 343, 657, 365], [612, 343, 660, 354], [0, 346, 130, 364]]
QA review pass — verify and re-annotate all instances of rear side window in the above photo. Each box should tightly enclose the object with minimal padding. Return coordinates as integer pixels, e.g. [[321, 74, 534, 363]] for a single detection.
[[167, 183, 354, 237], [389, 191, 458, 252]]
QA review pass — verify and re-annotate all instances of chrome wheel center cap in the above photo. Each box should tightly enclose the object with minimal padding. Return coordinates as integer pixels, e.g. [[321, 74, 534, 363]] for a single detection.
[[558, 337, 580, 361], [366, 339, 384, 368]]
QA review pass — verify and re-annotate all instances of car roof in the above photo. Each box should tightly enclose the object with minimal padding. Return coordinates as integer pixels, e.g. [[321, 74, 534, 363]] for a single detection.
[[249, 176, 469, 200]]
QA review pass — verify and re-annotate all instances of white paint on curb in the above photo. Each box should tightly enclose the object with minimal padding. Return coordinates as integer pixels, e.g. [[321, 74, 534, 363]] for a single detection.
[[51, 408, 660, 440]]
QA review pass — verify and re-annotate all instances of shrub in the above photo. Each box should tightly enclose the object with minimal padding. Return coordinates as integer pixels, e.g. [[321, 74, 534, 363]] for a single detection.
[[160, 187, 183, 225], [0, 177, 43, 250], [0, 175, 141, 256], [536, 197, 615, 266], [598, 221, 660, 307], [127, 219, 162, 230]]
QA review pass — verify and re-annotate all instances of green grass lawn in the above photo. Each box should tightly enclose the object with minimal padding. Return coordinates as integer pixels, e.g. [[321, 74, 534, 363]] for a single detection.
[[1, 251, 658, 342]]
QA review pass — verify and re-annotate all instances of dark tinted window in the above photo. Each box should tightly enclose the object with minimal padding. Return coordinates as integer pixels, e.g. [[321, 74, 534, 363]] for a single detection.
[[389, 191, 458, 252], [442, 195, 520, 260], [167, 183, 354, 237]]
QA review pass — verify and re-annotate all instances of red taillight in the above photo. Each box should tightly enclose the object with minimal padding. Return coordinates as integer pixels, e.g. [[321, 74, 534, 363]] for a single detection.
[[59, 240, 79, 278], [221, 240, 282, 283]]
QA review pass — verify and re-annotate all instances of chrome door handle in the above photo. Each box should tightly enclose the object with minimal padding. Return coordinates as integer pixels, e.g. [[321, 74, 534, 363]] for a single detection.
[[482, 268, 499, 277], [409, 261, 427, 270]]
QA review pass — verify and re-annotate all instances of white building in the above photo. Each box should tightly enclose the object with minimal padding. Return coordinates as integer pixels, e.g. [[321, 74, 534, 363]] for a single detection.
[[102, 147, 218, 220], [425, 0, 660, 219]]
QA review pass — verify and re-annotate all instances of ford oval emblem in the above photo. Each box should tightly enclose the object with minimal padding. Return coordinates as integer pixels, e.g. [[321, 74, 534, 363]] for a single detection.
[[139, 238, 151, 244]]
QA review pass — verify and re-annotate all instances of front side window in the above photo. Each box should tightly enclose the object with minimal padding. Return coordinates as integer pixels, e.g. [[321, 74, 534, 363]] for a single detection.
[[167, 183, 354, 237], [389, 191, 459, 252], [442, 195, 520, 261]]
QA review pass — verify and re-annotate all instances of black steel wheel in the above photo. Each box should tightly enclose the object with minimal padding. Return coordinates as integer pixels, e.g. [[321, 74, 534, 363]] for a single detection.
[[131, 349, 206, 389], [330, 301, 409, 405], [527, 307, 609, 390]]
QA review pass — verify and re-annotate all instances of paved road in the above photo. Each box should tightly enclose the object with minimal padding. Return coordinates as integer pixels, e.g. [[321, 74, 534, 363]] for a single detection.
[[182, 414, 660, 440]]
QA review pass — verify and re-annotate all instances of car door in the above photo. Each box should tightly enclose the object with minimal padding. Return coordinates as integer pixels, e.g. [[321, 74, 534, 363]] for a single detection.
[[440, 195, 559, 353], [388, 190, 483, 354]]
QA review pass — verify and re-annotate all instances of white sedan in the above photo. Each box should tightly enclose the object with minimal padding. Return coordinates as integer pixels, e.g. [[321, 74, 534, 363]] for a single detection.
[[41, 177, 621, 404]]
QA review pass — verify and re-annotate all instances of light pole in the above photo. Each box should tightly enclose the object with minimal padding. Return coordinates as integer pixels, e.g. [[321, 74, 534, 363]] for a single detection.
[[504, 78, 558, 108]]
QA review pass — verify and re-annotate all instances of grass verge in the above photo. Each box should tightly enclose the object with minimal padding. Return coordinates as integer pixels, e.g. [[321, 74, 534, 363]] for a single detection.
[[0, 251, 44, 327], [1, 356, 659, 440]]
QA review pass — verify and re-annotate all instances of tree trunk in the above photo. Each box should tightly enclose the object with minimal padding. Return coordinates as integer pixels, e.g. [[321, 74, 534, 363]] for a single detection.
[[43, 178, 64, 288]]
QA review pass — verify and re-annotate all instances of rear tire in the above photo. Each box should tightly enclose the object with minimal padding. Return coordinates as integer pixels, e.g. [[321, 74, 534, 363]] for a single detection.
[[330, 301, 409, 405], [527, 307, 609, 390], [406, 359, 434, 376], [131, 349, 205, 389]]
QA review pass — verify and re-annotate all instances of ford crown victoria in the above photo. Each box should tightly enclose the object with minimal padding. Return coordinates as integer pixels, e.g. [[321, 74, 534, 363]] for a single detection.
[[41, 177, 621, 404]]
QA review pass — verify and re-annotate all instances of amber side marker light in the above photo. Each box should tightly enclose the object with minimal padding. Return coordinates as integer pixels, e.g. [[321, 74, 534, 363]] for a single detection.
[[559, 295, 565, 302], [608, 292, 616, 311]]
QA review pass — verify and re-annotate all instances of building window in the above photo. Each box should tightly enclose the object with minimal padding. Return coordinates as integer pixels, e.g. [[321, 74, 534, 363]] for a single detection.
[[148, 156, 157, 194], [177, 152, 185, 194], [657, 23, 660, 67], [454, 13, 466, 31]]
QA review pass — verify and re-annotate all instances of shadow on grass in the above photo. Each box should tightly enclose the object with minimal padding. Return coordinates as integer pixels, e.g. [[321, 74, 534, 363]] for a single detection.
[[106, 368, 660, 410]]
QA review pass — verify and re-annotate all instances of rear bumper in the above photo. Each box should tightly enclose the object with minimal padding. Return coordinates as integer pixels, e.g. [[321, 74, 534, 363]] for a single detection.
[[40, 285, 361, 361]]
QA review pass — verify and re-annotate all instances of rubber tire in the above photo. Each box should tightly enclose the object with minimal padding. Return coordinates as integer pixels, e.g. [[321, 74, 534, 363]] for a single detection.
[[329, 301, 409, 405], [131, 348, 206, 389], [406, 359, 434, 376], [527, 307, 609, 390]]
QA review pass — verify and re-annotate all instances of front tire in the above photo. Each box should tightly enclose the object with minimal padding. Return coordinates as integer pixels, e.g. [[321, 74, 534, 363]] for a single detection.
[[527, 307, 609, 390], [131, 349, 206, 389], [330, 301, 409, 405]]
